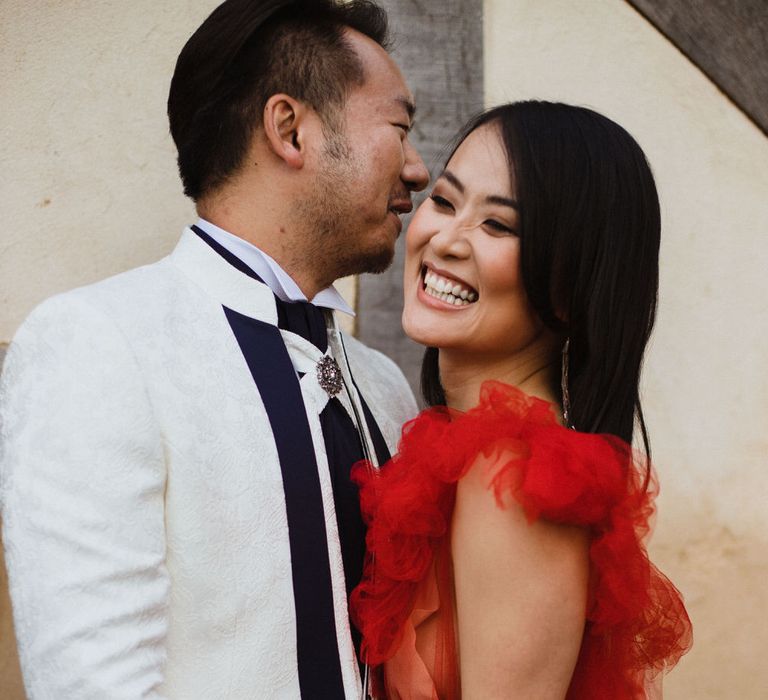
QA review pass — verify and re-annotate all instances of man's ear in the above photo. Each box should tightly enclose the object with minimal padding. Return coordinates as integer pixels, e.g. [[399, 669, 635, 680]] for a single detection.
[[262, 94, 310, 169]]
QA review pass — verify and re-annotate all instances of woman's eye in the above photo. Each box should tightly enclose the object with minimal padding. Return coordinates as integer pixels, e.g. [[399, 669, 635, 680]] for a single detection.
[[430, 194, 454, 211], [484, 219, 516, 235]]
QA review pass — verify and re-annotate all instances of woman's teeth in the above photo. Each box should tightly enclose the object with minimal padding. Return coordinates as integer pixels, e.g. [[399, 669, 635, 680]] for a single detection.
[[423, 270, 478, 306]]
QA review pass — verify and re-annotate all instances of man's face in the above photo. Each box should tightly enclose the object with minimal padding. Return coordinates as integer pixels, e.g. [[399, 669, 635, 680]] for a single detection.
[[304, 29, 429, 283]]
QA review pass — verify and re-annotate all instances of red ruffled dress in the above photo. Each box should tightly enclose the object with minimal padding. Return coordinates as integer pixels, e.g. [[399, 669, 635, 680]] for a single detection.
[[351, 381, 692, 699]]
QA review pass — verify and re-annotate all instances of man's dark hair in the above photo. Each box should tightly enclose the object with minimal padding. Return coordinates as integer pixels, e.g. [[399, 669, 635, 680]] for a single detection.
[[168, 0, 389, 201]]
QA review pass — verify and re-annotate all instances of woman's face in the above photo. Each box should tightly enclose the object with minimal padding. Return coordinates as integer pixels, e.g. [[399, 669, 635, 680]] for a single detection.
[[402, 124, 544, 358]]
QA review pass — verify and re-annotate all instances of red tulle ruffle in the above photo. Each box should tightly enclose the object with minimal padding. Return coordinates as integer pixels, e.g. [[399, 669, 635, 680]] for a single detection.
[[351, 381, 692, 699]]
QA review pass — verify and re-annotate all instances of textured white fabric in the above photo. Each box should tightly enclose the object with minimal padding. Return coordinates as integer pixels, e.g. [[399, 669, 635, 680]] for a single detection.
[[0, 228, 418, 699], [195, 217, 355, 314]]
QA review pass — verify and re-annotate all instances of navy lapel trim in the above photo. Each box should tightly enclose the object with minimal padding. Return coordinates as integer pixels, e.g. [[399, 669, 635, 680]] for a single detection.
[[190, 225, 265, 283], [224, 307, 346, 698]]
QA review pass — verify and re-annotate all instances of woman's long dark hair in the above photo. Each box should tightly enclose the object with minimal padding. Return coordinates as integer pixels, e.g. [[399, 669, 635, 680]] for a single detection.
[[421, 101, 660, 467]]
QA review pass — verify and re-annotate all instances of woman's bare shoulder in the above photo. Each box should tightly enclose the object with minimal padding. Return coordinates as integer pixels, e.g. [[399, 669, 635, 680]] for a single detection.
[[451, 446, 590, 699]]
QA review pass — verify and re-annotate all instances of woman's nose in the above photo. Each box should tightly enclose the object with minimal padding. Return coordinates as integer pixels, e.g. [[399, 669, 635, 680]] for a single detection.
[[428, 220, 471, 259]]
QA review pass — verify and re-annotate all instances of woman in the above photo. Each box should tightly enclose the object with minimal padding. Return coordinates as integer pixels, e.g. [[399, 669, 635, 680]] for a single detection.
[[351, 101, 692, 699]]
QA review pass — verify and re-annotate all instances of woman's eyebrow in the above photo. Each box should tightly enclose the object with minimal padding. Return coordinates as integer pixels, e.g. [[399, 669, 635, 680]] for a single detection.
[[440, 169, 464, 192], [485, 194, 519, 210], [440, 169, 519, 210]]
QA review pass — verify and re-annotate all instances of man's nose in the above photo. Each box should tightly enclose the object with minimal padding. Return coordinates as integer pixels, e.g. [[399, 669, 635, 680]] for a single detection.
[[402, 139, 429, 192]]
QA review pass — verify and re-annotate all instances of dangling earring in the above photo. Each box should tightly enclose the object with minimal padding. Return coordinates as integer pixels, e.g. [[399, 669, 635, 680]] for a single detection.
[[561, 338, 575, 430]]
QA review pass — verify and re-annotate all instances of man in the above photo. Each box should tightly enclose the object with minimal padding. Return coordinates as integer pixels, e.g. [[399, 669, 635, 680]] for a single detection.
[[0, 0, 428, 697]]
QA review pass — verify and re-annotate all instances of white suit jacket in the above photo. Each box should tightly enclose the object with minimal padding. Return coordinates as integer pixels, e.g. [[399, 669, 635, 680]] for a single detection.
[[0, 229, 417, 699]]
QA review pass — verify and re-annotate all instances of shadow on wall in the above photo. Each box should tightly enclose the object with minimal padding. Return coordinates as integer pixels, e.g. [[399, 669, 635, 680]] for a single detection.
[[0, 344, 25, 697], [0, 525, 25, 699]]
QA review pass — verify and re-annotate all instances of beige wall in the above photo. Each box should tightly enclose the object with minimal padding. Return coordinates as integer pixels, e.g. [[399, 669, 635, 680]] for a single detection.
[[485, 0, 768, 698], [2, 2, 197, 343]]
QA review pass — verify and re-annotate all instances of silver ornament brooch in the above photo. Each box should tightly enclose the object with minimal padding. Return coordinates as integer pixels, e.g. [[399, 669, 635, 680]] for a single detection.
[[316, 355, 343, 397]]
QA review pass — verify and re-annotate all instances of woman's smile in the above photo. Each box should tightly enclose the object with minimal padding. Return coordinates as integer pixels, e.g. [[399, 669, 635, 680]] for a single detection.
[[419, 264, 479, 308]]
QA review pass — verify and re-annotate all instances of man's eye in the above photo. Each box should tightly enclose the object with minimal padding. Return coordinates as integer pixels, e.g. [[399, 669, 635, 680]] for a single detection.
[[484, 219, 516, 235], [430, 195, 454, 211]]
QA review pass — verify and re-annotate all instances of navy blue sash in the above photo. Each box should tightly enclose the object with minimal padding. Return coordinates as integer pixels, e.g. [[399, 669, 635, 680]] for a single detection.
[[192, 226, 390, 695]]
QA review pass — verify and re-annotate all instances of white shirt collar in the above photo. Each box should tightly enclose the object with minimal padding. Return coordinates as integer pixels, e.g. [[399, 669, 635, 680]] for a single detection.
[[194, 218, 355, 316]]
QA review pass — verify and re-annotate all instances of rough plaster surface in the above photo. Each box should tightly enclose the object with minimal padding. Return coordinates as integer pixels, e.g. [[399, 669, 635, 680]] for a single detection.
[[2, 2, 204, 343], [485, 0, 768, 697]]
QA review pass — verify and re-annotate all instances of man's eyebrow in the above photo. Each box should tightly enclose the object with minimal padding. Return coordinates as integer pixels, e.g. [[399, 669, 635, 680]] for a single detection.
[[440, 169, 519, 210], [395, 96, 416, 121]]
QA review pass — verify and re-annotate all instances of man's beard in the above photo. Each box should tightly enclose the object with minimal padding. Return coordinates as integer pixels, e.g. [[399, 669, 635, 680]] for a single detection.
[[296, 133, 395, 287]]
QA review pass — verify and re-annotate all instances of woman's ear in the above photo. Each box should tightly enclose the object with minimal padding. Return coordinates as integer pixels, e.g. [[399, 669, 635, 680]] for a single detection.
[[262, 94, 308, 169]]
